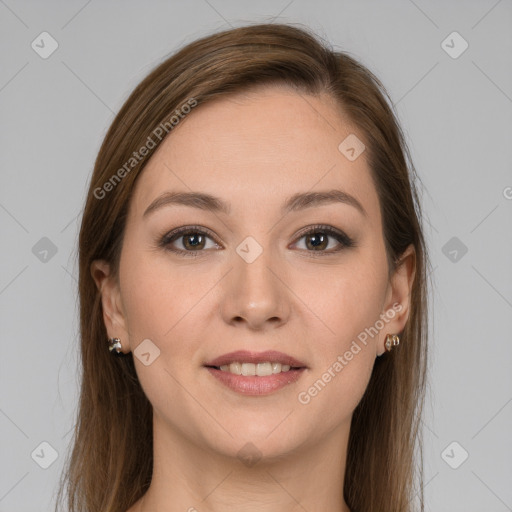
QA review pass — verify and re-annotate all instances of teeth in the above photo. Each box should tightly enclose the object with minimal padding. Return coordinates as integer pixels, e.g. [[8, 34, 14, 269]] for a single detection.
[[218, 362, 293, 376], [228, 362, 242, 375]]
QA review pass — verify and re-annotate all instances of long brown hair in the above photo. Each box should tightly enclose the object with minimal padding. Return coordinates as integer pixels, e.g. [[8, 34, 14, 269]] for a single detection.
[[55, 22, 430, 512]]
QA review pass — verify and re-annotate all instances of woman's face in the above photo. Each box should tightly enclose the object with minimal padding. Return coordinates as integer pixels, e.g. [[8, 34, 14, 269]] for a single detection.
[[94, 85, 414, 460]]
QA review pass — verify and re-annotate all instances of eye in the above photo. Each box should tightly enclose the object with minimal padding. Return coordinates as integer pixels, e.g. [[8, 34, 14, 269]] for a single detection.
[[159, 223, 355, 258], [292, 224, 355, 254], [159, 226, 220, 257]]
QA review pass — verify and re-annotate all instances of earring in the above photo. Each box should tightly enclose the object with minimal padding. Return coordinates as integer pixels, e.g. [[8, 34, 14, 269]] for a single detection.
[[385, 333, 400, 352], [108, 337, 122, 353]]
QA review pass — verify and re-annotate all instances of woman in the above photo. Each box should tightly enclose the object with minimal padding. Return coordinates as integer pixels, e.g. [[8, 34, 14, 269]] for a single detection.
[[55, 22, 430, 512]]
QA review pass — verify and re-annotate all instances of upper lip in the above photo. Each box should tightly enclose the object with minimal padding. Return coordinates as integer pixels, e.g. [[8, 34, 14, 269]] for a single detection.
[[204, 350, 307, 368]]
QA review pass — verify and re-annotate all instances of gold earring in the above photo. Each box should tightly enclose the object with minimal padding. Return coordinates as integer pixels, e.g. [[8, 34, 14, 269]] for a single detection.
[[385, 334, 400, 352], [108, 337, 122, 353]]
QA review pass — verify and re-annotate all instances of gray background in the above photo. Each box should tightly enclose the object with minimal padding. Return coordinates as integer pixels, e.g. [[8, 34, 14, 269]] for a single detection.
[[1, 1, 511, 511]]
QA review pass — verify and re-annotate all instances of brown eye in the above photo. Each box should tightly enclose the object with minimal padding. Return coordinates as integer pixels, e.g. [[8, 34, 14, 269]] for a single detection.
[[304, 232, 329, 251], [160, 226, 220, 256], [181, 233, 206, 250], [294, 225, 355, 254]]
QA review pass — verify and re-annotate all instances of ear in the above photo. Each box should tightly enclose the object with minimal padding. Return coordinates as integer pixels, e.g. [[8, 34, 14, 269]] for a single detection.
[[90, 259, 130, 353], [377, 244, 416, 356]]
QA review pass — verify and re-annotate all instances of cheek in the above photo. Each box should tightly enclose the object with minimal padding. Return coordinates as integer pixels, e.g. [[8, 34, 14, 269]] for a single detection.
[[294, 257, 388, 349], [118, 253, 203, 406], [294, 268, 381, 425], [119, 249, 191, 343], [291, 256, 387, 407]]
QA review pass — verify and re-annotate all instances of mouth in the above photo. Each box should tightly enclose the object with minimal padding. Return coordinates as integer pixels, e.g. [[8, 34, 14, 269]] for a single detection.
[[203, 349, 307, 373], [203, 350, 308, 395], [205, 362, 304, 375]]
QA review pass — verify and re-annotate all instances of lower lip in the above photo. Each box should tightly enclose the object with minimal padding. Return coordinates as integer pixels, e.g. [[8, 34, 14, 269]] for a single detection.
[[205, 367, 306, 396]]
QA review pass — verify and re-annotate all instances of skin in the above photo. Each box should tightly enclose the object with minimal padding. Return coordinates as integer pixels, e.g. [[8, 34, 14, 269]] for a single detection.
[[92, 84, 415, 512]]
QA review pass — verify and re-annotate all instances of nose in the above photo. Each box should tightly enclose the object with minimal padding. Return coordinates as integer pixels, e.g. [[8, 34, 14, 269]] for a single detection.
[[220, 245, 291, 331]]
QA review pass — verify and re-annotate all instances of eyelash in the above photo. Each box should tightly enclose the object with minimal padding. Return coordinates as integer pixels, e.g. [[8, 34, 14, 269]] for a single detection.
[[158, 224, 355, 258]]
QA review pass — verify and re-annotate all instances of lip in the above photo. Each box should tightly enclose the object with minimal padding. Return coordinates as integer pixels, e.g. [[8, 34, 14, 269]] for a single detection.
[[205, 367, 307, 395], [203, 350, 307, 369]]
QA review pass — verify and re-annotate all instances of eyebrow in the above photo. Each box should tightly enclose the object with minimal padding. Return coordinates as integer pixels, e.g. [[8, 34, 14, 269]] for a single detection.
[[143, 189, 367, 218]]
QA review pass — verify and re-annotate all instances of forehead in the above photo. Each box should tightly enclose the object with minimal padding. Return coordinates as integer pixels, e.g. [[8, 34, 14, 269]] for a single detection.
[[130, 85, 380, 223]]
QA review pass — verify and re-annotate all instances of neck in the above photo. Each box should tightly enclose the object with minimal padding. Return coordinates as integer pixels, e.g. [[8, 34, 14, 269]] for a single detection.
[[131, 412, 352, 512]]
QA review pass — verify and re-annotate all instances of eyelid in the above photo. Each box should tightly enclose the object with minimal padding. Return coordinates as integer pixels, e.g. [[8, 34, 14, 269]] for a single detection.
[[292, 224, 352, 243], [161, 224, 220, 244]]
